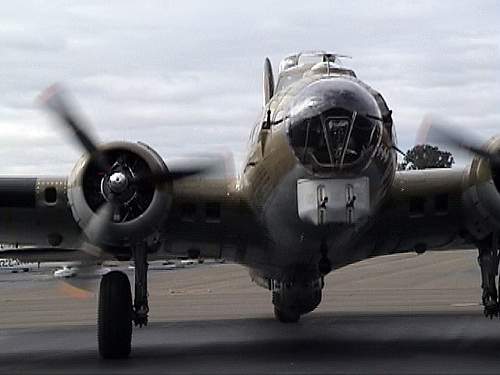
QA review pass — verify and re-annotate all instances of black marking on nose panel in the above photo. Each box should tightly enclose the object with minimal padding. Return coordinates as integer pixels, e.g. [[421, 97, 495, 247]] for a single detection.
[[0, 178, 37, 207]]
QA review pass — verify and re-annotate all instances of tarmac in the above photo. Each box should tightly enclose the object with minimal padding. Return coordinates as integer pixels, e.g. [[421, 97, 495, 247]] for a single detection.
[[2, 250, 500, 374]]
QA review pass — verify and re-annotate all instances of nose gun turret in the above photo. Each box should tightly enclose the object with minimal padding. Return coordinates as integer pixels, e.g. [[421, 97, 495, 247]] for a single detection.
[[287, 77, 385, 175]]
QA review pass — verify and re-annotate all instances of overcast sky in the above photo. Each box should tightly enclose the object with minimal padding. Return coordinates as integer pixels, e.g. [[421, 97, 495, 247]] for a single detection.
[[0, 1, 499, 174]]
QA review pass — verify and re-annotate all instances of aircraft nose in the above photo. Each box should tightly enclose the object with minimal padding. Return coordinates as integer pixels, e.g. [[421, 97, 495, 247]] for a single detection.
[[287, 78, 383, 173]]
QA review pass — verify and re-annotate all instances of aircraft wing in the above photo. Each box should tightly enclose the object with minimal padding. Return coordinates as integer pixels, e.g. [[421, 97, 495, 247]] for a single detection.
[[0, 176, 82, 248], [353, 164, 493, 262], [155, 174, 264, 261], [0, 174, 261, 263]]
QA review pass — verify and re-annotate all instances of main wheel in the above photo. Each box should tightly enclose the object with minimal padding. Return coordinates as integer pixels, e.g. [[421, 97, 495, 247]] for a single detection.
[[274, 307, 300, 323], [98, 271, 132, 359]]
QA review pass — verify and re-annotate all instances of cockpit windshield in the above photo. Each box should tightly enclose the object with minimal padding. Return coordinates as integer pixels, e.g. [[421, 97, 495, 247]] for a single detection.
[[278, 51, 334, 73], [276, 51, 355, 92]]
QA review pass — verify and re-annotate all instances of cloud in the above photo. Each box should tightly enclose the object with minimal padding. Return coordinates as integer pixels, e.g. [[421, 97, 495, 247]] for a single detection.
[[0, 0, 499, 174]]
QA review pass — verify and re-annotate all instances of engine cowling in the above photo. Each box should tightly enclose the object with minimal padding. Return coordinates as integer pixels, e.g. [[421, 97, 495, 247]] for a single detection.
[[463, 137, 500, 240], [67, 141, 172, 248]]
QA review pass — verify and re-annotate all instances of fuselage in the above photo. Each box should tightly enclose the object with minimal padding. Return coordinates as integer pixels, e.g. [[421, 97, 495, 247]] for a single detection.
[[240, 55, 397, 280]]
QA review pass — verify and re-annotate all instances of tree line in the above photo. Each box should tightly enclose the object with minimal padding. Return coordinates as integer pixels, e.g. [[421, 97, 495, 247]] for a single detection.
[[397, 144, 454, 170]]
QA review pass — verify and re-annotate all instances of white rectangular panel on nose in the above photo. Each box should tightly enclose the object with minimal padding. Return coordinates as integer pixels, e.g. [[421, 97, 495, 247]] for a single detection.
[[297, 177, 370, 225]]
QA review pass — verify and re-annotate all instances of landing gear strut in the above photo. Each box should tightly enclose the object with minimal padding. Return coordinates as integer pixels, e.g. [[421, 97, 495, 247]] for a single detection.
[[478, 233, 500, 318], [132, 244, 149, 327]]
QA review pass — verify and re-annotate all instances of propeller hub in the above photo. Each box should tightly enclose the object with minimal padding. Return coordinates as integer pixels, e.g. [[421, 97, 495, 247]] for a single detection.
[[108, 172, 128, 194]]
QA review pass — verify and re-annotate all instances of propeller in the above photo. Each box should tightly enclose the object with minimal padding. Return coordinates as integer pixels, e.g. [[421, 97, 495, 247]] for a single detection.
[[38, 84, 216, 297], [38, 85, 227, 236], [131, 163, 213, 185], [417, 115, 500, 168]]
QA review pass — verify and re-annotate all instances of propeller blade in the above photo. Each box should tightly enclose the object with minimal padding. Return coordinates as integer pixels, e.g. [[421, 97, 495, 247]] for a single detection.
[[417, 115, 500, 166], [38, 84, 100, 155], [56, 264, 111, 299], [132, 163, 214, 186], [56, 202, 115, 299], [83, 202, 116, 249], [57, 280, 96, 299]]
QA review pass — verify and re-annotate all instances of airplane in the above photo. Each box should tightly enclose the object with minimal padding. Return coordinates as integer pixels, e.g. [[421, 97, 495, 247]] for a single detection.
[[1, 50, 499, 359]]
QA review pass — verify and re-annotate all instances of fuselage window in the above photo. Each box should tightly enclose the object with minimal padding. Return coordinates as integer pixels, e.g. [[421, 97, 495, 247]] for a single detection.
[[275, 69, 305, 92], [434, 193, 449, 215], [409, 197, 426, 217], [44, 187, 58, 204], [205, 202, 221, 223], [180, 203, 197, 222]]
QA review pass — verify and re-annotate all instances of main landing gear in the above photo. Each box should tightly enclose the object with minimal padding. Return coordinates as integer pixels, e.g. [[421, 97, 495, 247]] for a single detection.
[[132, 244, 149, 327], [478, 234, 500, 318], [98, 271, 132, 358], [97, 245, 150, 359]]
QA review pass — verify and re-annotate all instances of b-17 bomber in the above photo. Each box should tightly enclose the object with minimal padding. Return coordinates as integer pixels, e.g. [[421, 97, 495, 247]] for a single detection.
[[1, 51, 499, 359]]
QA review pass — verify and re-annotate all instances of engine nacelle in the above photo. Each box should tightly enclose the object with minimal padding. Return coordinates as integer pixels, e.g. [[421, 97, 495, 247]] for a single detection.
[[463, 137, 500, 240], [67, 141, 172, 248]]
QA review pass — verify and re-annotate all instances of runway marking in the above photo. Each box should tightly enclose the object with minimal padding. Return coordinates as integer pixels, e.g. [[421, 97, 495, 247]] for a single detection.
[[451, 303, 478, 307]]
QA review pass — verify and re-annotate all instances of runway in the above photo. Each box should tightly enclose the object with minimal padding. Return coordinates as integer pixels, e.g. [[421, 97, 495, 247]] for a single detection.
[[2, 250, 500, 373]]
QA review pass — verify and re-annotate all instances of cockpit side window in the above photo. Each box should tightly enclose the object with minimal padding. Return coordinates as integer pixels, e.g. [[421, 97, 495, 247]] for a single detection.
[[275, 53, 355, 93], [275, 68, 306, 92], [249, 120, 261, 144]]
